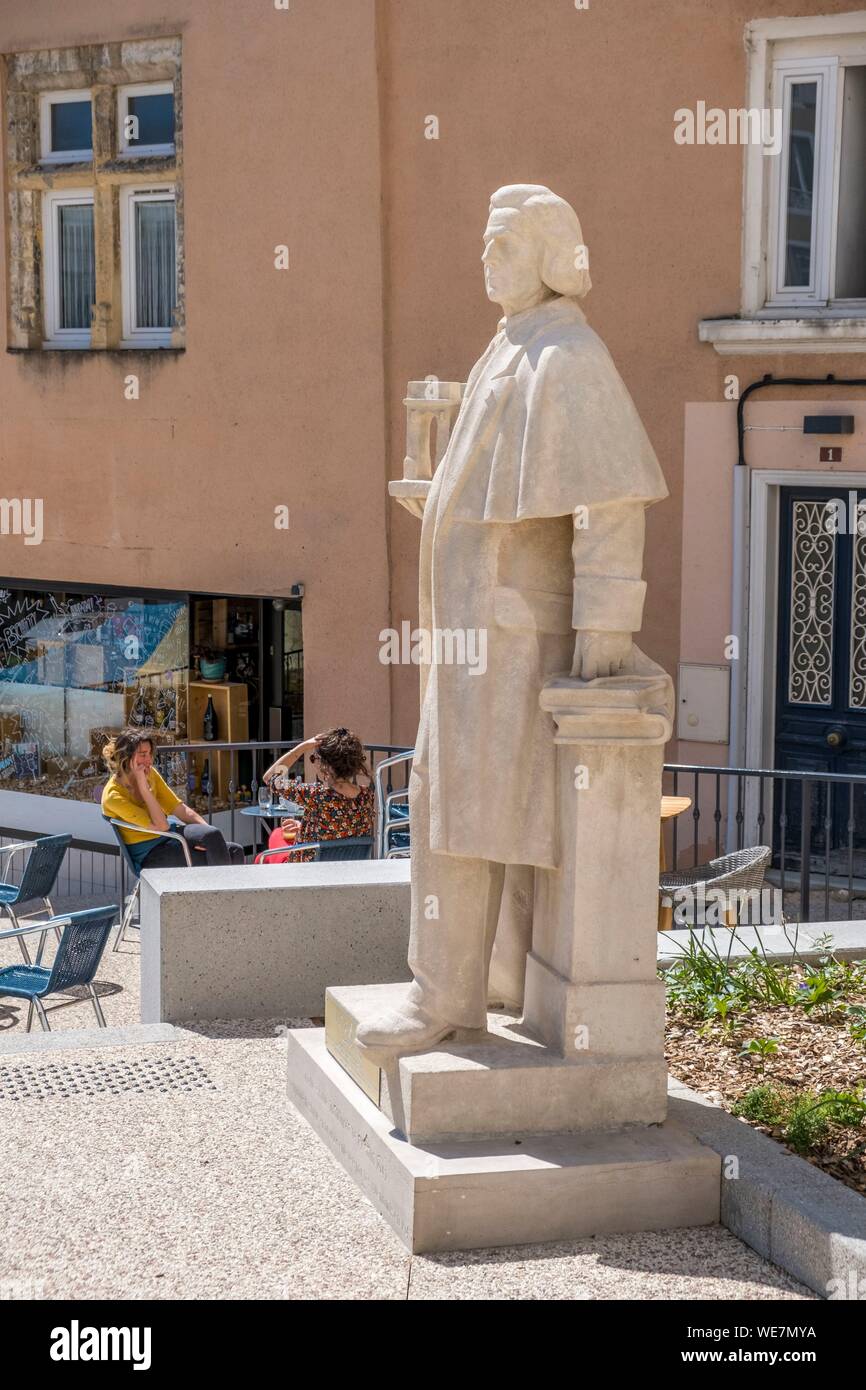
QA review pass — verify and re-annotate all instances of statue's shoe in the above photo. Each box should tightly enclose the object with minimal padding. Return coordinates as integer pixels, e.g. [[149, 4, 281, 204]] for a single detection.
[[355, 998, 455, 1060]]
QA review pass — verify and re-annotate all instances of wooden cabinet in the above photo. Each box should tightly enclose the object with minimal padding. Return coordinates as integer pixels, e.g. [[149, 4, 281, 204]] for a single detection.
[[188, 681, 249, 798]]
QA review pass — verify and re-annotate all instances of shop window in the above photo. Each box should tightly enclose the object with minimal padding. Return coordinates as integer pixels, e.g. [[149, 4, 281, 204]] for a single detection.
[[118, 82, 175, 158], [0, 588, 189, 802], [120, 186, 177, 346], [42, 190, 96, 348], [40, 90, 93, 163]]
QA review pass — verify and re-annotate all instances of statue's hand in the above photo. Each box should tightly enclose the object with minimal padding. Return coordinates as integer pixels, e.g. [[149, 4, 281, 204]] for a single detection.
[[572, 631, 635, 681]]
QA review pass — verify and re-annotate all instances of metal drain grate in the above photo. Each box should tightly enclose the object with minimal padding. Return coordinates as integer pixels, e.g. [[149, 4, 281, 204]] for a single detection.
[[0, 1054, 217, 1103]]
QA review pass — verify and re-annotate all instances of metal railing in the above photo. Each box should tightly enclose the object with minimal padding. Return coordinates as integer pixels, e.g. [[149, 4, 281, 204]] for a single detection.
[[1, 754, 861, 925], [663, 762, 866, 923], [0, 828, 126, 909]]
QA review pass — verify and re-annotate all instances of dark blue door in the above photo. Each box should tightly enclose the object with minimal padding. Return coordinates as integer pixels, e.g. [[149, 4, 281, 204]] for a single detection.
[[776, 487, 866, 865]]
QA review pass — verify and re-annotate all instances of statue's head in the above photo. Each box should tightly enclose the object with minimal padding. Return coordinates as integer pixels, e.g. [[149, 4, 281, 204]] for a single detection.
[[482, 184, 591, 316]]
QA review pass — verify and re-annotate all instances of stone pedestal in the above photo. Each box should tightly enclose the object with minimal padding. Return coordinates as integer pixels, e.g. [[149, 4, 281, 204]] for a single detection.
[[287, 1027, 720, 1253], [286, 671, 721, 1252], [523, 672, 675, 1109]]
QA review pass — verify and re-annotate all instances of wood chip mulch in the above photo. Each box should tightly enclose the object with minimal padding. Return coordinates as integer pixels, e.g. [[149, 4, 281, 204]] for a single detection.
[[666, 997, 866, 1198]]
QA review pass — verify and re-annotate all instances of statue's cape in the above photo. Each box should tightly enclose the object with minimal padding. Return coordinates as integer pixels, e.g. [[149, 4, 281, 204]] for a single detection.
[[443, 296, 669, 523]]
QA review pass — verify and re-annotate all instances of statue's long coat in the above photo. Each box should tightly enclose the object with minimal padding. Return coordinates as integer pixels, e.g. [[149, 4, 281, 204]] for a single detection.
[[417, 294, 668, 868]]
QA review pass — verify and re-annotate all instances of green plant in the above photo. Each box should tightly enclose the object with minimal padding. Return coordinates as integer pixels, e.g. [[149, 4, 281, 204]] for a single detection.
[[811, 931, 836, 956], [797, 971, 842, 1018], [708, 992, 739, 1034], [740, 1036, 780, 1068], [735, 1083, 866, 1154], [784, 1096, 831, 1154], [734, 1084, 785, 1127], [664, 924, 812, 1021], [847, 1004, 866, 1044], [849, 958, 866, 988], [817, 1087, 866, 1127]]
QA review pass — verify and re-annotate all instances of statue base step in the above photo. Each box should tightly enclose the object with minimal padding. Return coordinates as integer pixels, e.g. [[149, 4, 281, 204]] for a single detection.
[[287, 1026, 720, 1253], [324, 983, 667, 1144]]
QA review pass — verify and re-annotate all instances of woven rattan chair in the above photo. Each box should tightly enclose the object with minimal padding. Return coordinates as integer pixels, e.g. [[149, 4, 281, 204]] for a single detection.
[[659, 845, 772, 928]]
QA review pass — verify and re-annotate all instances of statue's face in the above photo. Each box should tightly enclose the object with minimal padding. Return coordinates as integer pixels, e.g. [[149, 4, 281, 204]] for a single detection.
[[482, 216, 543, 312]]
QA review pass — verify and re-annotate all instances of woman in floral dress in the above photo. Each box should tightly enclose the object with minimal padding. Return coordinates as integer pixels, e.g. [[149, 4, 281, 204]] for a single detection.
[[262, 728, 374, 861]]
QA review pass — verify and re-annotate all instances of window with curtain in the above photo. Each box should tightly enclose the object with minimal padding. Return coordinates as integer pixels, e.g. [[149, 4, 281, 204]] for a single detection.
[[58, 203, 95, 330], [10, 42, 183, 351], [134, 198, 176, 329]]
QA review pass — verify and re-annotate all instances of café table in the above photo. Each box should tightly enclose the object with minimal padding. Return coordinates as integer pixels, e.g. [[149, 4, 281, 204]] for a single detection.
[[658, 795, 692, 931], [239, 801, 302, 854]]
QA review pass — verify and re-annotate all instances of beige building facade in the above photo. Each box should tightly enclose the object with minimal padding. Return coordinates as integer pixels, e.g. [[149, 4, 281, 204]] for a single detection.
[[1, 1, 866, 834]]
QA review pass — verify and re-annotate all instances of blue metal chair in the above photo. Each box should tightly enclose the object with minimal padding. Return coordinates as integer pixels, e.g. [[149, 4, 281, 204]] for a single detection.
[[385, 799, 410, 858], [257, 835, 374, 863], [373, 750, 413, 859], [0, 833, 71, 964], [0, 905, 117, 1031], [104, 816, 192, 951]]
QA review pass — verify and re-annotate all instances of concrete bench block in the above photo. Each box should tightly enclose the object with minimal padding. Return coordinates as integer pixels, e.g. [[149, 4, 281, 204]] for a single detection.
[[140, 861, 411, 1023]]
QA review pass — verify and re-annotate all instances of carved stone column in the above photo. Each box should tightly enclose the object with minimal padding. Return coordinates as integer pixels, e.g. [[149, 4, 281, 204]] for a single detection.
[[523, 669, 675, 1122]]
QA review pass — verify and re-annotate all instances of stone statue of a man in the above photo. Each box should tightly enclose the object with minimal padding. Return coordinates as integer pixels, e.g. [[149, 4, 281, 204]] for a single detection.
[[358, 184, 668, 1058]]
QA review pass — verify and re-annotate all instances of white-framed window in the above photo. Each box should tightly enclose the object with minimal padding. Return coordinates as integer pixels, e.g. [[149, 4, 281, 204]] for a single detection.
[[117, 82, 175, 157], [120, 185, 177, 347], [745, 15, 866, 320], [766, 53, 866, 311], [700, 12, 866, 354], [42, 189, 95, 348], [39, 90, 93, 164]]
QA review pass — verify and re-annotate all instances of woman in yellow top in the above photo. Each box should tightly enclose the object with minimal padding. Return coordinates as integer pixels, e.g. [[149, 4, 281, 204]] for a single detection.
[[101, 729, 243, 870]]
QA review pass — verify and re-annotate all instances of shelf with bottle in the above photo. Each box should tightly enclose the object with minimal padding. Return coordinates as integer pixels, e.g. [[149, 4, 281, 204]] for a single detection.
[[124, 668, 187, 739], [187, 681, 249, 800]]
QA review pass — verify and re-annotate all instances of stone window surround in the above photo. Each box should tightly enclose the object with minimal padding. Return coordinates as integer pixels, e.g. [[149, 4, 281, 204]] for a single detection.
[[700, 10, 866, 356], [2, 37, 184, 352]]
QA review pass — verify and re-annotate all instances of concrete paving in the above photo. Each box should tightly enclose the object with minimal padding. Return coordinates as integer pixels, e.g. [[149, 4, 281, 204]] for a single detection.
[[0, 923, 850, 1297], [0, 1025, 814, 1300]]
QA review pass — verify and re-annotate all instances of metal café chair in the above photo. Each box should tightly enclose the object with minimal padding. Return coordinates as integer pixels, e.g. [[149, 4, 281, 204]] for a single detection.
[[256, 836, 374, 863], [373, 750, 414, 859], [0, 905, 118, 1031], [104, 816, 193, 951], [384, 794, 410, 858], [0, 833, 71, 965]]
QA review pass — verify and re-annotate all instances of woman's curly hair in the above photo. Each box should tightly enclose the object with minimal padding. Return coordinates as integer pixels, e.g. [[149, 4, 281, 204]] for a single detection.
[[102, 728, 158, 778], [316, 728, 370, 783]]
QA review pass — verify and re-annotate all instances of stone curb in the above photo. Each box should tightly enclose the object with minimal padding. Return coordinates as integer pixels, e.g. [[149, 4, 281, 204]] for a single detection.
[[669, 1078, 866, 1300], [658, 921, 866, 968], [0, 1022, 190, 1056]]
